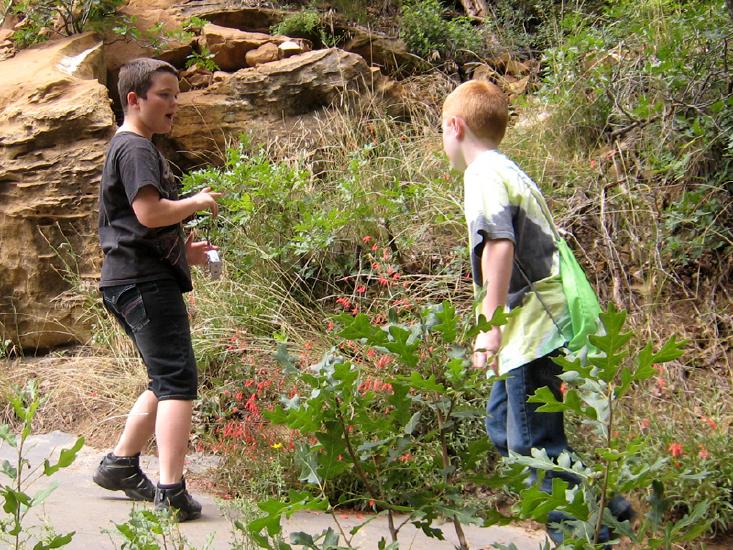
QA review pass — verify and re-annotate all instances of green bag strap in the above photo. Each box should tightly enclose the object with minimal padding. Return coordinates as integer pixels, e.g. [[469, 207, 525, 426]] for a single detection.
[[512, 255, 566, 337], [524, 183, 562, 242]]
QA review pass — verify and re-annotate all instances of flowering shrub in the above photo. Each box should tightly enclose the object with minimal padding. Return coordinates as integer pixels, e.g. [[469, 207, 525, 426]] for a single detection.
[[245, 302, 508, 549], [494, 306, 712, 548], [196, 357, 300, 499]]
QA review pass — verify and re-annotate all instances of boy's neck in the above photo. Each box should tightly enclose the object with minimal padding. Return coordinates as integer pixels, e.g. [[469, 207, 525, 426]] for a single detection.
[[463, 140, 499, 169], [118, 118, 151, 139]]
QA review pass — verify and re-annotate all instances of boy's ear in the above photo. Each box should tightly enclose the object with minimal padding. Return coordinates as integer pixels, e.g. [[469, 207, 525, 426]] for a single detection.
[[126, 91, 140, 110], [446, 116, 465, 139]]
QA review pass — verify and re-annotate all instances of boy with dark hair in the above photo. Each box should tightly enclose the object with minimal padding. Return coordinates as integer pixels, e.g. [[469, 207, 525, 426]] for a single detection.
[[441, 80, 631, 543], [93, 57, 221, 521]]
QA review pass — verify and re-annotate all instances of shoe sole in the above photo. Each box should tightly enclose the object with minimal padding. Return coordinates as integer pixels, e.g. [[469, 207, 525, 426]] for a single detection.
[[93, 472, 155, 502], [155, 505, 202, 522]]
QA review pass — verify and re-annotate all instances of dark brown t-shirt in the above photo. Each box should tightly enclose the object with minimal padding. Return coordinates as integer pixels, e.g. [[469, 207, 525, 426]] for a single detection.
[[98, 131, 192, 292]]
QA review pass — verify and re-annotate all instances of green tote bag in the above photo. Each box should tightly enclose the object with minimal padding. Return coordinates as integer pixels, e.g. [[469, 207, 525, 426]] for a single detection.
[[521, 185, 602, 353]]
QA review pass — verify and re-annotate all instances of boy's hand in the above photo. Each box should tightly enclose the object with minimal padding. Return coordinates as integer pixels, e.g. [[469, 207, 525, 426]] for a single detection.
[[191, 187, 222, 217], [185, 234, 218, 266], [473, 328, 501, 374]]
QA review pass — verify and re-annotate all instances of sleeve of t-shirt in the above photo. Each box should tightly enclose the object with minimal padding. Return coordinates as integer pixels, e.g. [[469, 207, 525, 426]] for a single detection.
[[117, 141, 164, 205], [464, 169, 516, 260]]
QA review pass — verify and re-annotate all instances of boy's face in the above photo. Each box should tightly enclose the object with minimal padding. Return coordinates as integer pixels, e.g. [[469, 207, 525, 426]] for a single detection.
[[442, 115, 466, 172], [127, 71, 180, 138]]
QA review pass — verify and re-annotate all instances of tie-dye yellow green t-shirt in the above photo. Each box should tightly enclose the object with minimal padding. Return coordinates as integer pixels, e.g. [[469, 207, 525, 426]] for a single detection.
[[464, 149, 572, 374]]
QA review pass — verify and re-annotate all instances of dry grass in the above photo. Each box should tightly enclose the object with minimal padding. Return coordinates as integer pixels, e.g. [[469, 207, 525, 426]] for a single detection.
[[0, 353, 148, 449]]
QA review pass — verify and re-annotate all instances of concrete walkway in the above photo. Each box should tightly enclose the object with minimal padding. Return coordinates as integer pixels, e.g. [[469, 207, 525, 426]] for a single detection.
[[0, 432, 548, 550]]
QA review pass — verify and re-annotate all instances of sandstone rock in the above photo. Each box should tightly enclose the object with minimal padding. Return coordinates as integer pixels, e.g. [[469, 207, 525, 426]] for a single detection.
[[278, 39, 310, 58], [343, 31, 423, 76], [180, 65, 213, 91], [202, 23, 274, 71], [0, 32, 115, 350], [245, 42, 280, 67], [165, 48, 400, 167], [177, 6, 283, 34], [0, 29, 14, 62]]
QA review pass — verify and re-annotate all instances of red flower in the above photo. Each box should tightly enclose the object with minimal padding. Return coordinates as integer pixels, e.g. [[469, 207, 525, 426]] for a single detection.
[[559, 382, 568, 397], [371, 262, 381, 270], [371, 244, 378, 252], [356, 285, 367, 294], [362, 235, 372, 243], [326, 320, 335, 332], [398, 452, 412, 463], [668, 442, 683, 458], [376, 355, 392, 369], [700, 416, 718, 430], [378, 276, 389, 286], [698, 446, 709, 460], [640, 418, 650, 430]]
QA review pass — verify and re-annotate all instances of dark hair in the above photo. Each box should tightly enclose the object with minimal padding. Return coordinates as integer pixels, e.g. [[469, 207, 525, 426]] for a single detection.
[[118, 58, 178, 113]]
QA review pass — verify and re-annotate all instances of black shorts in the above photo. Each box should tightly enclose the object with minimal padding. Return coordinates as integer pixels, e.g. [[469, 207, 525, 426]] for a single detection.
[[101, 279, 197, 400]]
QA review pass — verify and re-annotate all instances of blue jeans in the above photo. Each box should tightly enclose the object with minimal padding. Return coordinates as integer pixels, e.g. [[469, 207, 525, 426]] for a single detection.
[[486, 351, 580, 494], [486, 352, 614, 544]]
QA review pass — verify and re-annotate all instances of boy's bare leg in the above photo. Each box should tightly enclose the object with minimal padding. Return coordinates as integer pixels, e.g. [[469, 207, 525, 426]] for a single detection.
[[113, 389, 158, 456], [156, 399, 193, 484]]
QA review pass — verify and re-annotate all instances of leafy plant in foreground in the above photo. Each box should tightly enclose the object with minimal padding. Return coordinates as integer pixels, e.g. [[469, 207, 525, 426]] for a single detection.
[[0, 381, 84, 549], [245, 303, 508, 549], [498, 306, 711, 549]]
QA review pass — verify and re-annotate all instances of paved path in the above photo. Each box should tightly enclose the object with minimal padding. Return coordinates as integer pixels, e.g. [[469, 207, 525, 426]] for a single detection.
[[0, 432, 548, 550]]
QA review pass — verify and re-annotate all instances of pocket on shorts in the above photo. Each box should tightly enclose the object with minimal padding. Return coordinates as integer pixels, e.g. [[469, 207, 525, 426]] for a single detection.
[[103, 284, 150, 332]]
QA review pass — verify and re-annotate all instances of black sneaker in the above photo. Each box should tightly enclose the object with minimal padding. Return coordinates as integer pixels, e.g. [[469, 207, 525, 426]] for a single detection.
[[93, 452, 156, 501], [154, 478, 202, 522]]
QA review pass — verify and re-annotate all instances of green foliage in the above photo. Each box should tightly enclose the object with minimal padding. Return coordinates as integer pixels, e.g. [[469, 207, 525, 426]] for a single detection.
[[483, 0, 564, 56], [399, 0, 483, 61], [0, 339, 16, 359], [539, 0, 732, 278], [185, 46, 219, 72], [10, 0, 124, 48], [181, 15, 208, 34], [245, 303, 507, 548], [508, 306, 711, 547], [269, 9, 339, 47], [109, 508, 210, 549], [181, 135, 428, 285], [0, 381, 83, 549], [271, 10, 321, 39]]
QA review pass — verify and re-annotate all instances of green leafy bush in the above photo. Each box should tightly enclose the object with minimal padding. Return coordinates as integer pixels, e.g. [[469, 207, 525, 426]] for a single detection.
[[269, 9, 339, 47], [185, 46, 219, 72], [247, 302, 503, 549], [536, 0, 732, 290], [399, 0, 483, 61], [270, 10, 322, 39], [0, 381, 84, 549], [181, 135, 429, 286], [10, 0, 124, 48]]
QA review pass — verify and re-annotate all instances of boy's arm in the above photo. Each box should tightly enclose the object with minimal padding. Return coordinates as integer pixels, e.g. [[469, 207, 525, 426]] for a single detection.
[[132, 185, 221, 228], [474, 238, 514, 372]]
